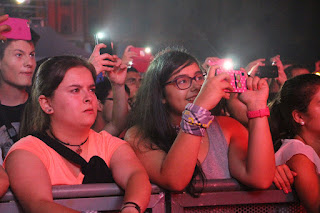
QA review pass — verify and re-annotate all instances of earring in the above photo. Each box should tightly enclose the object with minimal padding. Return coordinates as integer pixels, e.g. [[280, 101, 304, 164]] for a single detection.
[[47, 108, 52, 113], [300, 121, 305, 125]]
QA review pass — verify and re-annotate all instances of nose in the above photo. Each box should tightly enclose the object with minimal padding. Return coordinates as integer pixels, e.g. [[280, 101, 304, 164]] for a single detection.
[[24, 56, 34, 68], [83, 90, 93, 103], [190, 78, 202, 91]]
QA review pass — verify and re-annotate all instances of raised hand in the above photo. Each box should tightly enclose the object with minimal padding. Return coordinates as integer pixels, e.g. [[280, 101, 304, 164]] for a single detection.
[[245, 58, 266, 76], [194, 65, 234, 110], [270, 55, 287, 85], [121, 45, 138, 67], [238, 76, 269, 111], [0, 14, 11, 41], [88, 43, 117, 76]]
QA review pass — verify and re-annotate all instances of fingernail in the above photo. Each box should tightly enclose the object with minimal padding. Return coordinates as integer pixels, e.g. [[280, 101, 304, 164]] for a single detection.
[[284, 189, 288, 194]]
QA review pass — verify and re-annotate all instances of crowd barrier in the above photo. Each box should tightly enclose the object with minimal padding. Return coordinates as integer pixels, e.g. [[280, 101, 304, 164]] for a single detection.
[[0, 179, 305, 213]]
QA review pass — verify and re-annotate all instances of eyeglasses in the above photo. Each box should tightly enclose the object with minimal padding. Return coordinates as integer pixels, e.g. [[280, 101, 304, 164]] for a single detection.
[[164, 73, 206, 90], [125, 77, 142, 86]]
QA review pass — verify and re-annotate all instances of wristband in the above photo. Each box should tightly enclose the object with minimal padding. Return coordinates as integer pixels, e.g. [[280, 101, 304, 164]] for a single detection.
[[247, 107, 270, 119], [120, 202, 141, 213], [180, 103, 214, 136]]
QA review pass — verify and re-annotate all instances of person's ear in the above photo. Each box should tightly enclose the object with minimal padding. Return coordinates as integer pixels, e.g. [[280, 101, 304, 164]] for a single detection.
[[161, 98, 167, 104], [38, 95, 54, 114], [292, 109, 305, 126], [97, 100, 103, 112]]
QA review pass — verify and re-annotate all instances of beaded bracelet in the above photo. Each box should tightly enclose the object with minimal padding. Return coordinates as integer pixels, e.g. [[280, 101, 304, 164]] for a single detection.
[[120, 201, 141, 213], [180, 103, 214, 137]]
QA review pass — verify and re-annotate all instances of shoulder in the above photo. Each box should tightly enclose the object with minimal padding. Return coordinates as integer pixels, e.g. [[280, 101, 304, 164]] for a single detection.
[[215, 116, 247, 141], [124, 126, 155, 152], [276, 139, 320, 172], [4, 135, 49, 166], [124, 126, 141, 145]]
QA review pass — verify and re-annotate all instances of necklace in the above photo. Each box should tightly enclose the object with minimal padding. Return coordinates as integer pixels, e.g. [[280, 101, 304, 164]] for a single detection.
[[49, 130, 88, 154]]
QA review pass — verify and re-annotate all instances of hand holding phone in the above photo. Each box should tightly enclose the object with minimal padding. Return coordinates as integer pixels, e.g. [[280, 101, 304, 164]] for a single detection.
[[209, 58, 247, 93], [94, 33, 114, 68], [0, 17, 31, 40], [215, 69, 247, 93]]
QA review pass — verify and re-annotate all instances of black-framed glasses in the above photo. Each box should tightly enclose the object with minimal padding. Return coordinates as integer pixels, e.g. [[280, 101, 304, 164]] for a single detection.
[[164, 73, 206, 90]]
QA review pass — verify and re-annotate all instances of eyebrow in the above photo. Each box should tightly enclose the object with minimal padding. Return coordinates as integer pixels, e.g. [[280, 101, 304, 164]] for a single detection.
[[13, 49, 36, 54], [68, 84, 96, 88], [171, 70, 203, 79]]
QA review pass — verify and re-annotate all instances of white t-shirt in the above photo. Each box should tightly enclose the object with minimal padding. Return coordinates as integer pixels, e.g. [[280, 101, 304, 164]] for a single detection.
[[275, 139, 320, 174]]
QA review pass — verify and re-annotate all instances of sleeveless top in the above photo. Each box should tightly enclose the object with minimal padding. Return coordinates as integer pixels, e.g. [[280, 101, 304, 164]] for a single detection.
[[275, 139, 320, 174], [201, 119, 231, 179]]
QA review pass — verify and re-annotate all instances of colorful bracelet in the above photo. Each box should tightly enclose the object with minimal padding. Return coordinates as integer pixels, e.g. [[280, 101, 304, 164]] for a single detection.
[[180, 103, 214, 136], [247, 107, 270, 119], [120, 201, 141, 213]]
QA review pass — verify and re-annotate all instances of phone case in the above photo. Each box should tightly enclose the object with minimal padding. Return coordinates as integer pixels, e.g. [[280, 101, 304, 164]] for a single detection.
[[1, 18, 31, 40], [129, 47, 153, 73], [215, 69, 247, 93]]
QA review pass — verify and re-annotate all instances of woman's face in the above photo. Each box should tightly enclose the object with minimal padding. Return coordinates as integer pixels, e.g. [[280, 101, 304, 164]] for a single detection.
[[301, 87, 320, 135], [48, 66, 98, 129], [163, 62, 203, 123]]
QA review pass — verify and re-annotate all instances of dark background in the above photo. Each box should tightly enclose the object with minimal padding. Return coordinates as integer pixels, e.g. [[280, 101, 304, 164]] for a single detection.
[[2, 0, 320, 68], [88, 0, 320, 68]]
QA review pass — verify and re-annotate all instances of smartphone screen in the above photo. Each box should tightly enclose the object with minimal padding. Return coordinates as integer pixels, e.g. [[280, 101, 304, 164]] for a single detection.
[[94, 34, 113, 67], [94, 34, 113, 55]]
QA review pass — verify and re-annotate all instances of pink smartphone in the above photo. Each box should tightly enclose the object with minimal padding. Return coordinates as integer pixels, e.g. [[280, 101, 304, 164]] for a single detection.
[[0, 17, 31, 40], [129, 47, 153, 73], [215, 69, 247, 93]]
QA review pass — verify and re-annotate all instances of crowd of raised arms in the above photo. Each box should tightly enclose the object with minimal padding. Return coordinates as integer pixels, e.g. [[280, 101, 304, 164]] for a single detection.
[[0, 14, 320, 213]]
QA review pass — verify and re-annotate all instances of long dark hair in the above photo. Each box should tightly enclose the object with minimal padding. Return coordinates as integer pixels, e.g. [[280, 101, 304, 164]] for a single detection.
[[19, 55, 96, 138], [128, 47, 205, 196], [268, 74, 320, 151]]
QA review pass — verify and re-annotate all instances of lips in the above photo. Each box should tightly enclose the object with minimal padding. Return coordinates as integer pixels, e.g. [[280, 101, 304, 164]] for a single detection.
[[20, 71, 33, 76], [84, 108, 94, 113], [186, 95, 197, 102]]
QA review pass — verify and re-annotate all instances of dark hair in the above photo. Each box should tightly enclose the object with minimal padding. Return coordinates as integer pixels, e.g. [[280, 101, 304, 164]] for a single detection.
[[284, 64, 311, 79], [95, 77, 130, 102], [128, 47, 205, 196], [127, 66, 139, 73], [0, 28, 40, 60], [268, 74, 320, 151], [19, 55, 96, 138]]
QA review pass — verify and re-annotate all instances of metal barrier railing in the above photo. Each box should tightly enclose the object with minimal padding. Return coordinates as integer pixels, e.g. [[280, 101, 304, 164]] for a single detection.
[[0, 179, 304, 213]]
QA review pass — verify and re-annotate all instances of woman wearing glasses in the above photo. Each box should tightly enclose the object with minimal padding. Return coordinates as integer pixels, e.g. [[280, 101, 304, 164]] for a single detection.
[[124, 48, 275, 195]]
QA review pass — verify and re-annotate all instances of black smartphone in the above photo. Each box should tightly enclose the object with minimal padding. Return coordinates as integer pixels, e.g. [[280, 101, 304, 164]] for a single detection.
[[94, 34, 113, 68], [257, 66, 278, 78], [94, 34, 113, 55]]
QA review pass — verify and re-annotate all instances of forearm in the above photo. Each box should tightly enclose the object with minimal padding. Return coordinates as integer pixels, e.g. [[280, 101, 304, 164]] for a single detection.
[[22, 199, 79, 213], [123, 170, 151, 212], [107, 83, 128, 135], [158, 132, 202, 190], [245, 117, 275, 188]]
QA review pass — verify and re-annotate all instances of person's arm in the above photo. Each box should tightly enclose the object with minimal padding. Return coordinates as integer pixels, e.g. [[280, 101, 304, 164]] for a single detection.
[[227, 77, 275, 189], [5, 150, 78, 213], [125, 67, 234, 191], [125, 127, 203, 191], [287, 154, 320, 213], [0, 165, 9, 197], [103, 55, 129, 136], [109, 143, 151, 212]]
